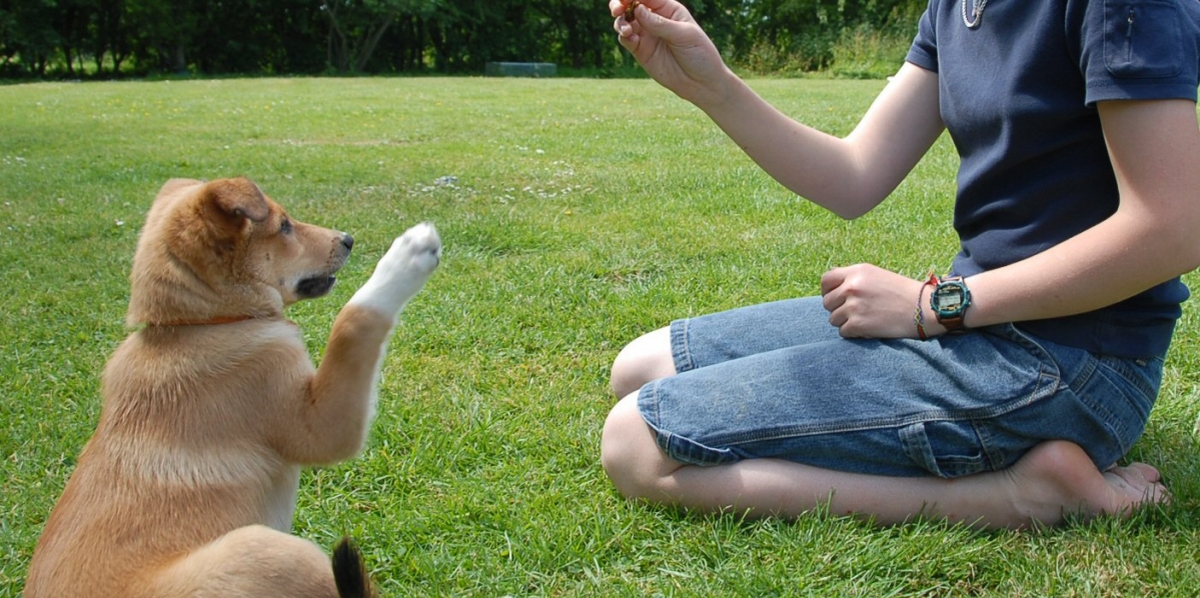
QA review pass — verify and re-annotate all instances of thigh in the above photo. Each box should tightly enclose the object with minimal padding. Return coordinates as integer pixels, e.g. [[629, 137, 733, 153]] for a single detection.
[[671, 296, 842, 373], [640, 323, 1162, 478], [153, 525, 337, 596]]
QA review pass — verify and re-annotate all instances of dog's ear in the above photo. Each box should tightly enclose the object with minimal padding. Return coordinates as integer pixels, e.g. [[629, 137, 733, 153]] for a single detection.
[[200, 177, 271, 225]]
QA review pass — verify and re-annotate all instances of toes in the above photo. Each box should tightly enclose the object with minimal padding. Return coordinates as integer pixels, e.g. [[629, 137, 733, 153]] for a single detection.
[[1104, 462, 1159, 490], [395, 224, 442, 263], [1122, 462, 1162, 484], [1103, 464, 1171, 507], [1009, 442, 1171, 524], [401, 222, 440, 245], [1101, 469, 1141, 502]]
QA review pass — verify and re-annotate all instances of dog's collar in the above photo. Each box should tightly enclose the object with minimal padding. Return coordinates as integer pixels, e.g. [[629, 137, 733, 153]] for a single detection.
[[149, 315, 255, 327]]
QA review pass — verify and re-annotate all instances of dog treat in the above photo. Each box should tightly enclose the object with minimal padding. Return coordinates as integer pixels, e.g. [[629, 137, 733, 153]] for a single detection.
[[625, 1, 641, 22]]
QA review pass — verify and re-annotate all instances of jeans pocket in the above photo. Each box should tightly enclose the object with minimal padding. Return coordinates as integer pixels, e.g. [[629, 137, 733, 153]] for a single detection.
[[1086, 355, 1161, 456], [899, 421, 989, 479]]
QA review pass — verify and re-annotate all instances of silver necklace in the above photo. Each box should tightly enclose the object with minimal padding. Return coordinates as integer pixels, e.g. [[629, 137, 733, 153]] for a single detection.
[[962, 0, 988, 28]]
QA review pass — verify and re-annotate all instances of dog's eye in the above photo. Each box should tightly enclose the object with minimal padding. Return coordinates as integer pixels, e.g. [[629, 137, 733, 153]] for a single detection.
[[280, 218, 293, 235]]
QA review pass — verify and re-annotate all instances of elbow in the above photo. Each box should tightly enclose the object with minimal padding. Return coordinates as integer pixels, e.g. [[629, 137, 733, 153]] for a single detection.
[[1144, 235, 1200, 282], [316, 433, 368, 465], [1177, 243, 1200, 275], [808, 182, 889, 220], [1163, 214, 1200, 274], [823, 196, 876, 220], [1178, 217, 1200, 273], [830, 204, 871, 220]]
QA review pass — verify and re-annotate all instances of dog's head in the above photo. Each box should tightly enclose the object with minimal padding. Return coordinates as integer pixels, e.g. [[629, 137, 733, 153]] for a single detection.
[[126, 177, 353, 326]]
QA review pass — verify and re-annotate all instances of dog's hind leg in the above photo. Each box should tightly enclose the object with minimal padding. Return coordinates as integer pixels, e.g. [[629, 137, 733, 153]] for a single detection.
[[148, 525, 349, 598]]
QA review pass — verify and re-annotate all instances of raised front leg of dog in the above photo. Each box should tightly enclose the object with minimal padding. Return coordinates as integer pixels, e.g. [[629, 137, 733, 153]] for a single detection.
[[348, 222, 442, 316], [279, 223, 441, 465]]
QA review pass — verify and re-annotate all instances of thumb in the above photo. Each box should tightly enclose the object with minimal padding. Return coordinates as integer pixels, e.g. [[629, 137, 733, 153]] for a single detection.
[[632, 3, 688, 41]]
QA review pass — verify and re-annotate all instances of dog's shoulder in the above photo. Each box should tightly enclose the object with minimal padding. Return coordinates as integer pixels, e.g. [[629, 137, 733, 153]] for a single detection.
[[102, 320, 314, 408]]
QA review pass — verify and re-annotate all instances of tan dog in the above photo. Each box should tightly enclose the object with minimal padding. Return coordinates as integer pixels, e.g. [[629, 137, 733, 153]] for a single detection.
[[25, 177, 441, 597]]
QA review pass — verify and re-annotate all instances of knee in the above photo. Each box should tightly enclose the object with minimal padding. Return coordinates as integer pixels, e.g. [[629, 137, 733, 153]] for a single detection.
[[610, 327, 674, 399], [600, 397, 663, 501], [599, 401, 632, 485], [609, 348, 644, 400]]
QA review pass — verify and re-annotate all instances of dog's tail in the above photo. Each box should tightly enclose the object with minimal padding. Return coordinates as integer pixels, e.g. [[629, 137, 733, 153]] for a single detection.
[[332, 537, 377, 598]]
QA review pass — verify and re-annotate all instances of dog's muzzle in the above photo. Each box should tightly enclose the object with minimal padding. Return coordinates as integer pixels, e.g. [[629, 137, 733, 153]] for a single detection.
[[296, 275, 338, 298], [295, 234, 353, 299]]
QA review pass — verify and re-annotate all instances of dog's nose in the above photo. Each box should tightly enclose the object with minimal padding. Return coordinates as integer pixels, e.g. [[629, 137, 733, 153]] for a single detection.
[[341, 234, 354, 251]]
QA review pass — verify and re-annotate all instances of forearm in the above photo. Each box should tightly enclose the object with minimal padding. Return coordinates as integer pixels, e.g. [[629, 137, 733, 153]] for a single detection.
[[958, 210, 1200, 330], [696, 75, 871, 217], [694, 63, 944, 219], [823, 208, 1198, 341], [615, 2, 942, 219]]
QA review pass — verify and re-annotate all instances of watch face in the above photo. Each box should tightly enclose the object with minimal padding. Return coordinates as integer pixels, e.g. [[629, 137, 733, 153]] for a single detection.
[[933, 280, 970, 316], [939, 288, 964, 310]]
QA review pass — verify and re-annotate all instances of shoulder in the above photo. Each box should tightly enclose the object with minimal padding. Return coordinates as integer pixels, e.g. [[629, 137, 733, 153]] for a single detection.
[[906, 0, 941, 72], [1072, 0, 1200, 103]]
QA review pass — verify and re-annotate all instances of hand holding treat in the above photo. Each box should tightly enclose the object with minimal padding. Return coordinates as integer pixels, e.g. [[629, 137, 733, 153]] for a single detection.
[[607, 0, 734, 110], [624, 0, 641, 21]]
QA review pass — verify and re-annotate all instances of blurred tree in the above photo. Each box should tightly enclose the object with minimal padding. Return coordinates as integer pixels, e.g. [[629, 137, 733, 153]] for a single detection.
[[0, 0, 929, 78], [0, 3, 17, 74], [322, 0, 431, 72], [124, 0, 199, 73], [92, 0, 133, 75], [3, 0, 59, 76]]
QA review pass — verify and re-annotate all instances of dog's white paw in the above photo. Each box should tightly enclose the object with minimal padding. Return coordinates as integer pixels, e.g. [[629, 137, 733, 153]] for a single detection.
[[348, 223, 441, 317], [379, 222, 441, 279]]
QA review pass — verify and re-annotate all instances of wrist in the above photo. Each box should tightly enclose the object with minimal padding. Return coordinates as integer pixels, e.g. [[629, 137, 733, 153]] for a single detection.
[[694, 69, 750, 116], [930, 275, 972, 332], [914, 272, 940, 340]]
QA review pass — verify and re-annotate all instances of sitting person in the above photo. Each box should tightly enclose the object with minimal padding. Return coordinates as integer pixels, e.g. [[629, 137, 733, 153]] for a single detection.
[[601, 0, 1200, 528]]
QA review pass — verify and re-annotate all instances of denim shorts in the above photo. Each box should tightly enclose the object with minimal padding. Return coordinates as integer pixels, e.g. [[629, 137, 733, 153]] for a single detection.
[[637, 297, 1164, 478]]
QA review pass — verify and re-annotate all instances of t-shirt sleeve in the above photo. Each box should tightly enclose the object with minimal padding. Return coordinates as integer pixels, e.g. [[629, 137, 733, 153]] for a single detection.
[[1076, 0, 1200, 104], [906, 0, 939, 72]]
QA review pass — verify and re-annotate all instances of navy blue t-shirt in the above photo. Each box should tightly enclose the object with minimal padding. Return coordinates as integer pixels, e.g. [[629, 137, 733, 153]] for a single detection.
[[906, 0, 1200, 357]]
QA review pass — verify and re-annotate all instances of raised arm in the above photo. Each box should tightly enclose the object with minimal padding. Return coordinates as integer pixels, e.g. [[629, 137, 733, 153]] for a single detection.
[[610, 0, 944, 219]]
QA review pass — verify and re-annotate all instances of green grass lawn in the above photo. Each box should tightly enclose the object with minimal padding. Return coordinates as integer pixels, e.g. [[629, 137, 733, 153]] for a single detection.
[[2, 76, 1199, 596]]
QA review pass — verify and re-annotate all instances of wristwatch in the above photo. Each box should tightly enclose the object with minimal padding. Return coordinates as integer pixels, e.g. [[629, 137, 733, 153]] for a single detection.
[[930, 276, 971, 332]]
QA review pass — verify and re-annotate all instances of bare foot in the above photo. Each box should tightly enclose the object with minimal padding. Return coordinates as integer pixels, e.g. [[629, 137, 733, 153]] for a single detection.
[[998, 441, 1169, 528]]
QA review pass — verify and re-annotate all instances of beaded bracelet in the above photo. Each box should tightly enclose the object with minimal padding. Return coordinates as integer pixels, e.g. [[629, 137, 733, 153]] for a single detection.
[[914, 271, 939, 340]]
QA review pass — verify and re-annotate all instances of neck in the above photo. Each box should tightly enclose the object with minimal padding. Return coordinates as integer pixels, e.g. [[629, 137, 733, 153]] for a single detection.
[[148, 314, 255, 327]]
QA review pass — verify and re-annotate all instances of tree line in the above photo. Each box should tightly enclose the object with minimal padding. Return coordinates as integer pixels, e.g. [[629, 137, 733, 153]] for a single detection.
[[0, 0, 926, 79]]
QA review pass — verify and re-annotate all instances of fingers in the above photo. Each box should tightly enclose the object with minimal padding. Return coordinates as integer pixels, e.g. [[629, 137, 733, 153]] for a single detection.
[[820, 279, 846, 324], [611, 0, 677, 41], [819, 267, 846, 296], [819, 264, 930, 339], [611, 2, 639, 43], [820, 268, 856, 334]]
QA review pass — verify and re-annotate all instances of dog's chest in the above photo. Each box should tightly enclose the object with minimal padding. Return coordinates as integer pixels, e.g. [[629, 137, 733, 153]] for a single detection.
[[265, 465, 301, 531]]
